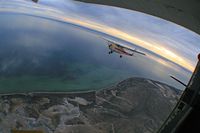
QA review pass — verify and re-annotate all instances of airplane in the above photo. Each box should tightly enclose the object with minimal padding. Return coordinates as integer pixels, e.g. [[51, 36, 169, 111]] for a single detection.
[[103, 38, 146, 58]]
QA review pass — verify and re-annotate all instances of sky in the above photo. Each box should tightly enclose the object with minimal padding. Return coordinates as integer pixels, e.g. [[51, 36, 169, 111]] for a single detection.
[[0, 0, 200, 72], [0, 13, 192, 91], [39, 0, 200, 72]]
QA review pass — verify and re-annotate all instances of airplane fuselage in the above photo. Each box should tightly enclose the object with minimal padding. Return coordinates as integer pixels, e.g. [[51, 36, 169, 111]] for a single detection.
[[108, 44, 133, 56]]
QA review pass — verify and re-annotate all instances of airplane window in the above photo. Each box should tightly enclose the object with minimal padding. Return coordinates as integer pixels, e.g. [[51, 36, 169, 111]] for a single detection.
[[0, 0, 199, 133]]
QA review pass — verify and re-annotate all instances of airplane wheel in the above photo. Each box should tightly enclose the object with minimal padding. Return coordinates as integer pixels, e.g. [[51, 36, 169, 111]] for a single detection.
[[111, 51, 113, 53], [120, 55, 122, 58]]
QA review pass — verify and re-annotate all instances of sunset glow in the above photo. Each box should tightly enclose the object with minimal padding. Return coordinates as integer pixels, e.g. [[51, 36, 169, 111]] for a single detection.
[[0, 1, 196, 72], [58, 17, 194, 72]]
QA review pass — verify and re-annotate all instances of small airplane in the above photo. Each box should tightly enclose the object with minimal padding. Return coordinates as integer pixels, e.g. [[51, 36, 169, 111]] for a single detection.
[[103, 38, 146, 58]]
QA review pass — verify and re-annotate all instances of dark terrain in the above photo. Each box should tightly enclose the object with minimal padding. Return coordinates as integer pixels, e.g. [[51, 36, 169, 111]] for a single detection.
[[0, 77, 181, 133]]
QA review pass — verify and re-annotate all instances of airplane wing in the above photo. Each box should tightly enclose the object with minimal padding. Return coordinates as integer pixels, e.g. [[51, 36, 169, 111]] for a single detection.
[[32, 0, 39, 3], [101, 37, 115, 44], [25, 0, 39, 3], [124, 47, 146, 56], [130, 49, 146, 56]]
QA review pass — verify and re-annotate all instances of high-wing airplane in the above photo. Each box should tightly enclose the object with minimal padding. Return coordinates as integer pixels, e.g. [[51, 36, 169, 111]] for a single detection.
[[103, 38, 146, 58]]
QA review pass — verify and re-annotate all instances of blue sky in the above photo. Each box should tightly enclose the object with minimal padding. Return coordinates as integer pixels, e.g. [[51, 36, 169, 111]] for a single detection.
[[1, 0, 200, 72]]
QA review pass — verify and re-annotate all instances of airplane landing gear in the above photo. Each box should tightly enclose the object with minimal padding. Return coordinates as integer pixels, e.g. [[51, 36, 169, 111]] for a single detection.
[[120, 55, 122, 58], [108, 51, 113, 54]]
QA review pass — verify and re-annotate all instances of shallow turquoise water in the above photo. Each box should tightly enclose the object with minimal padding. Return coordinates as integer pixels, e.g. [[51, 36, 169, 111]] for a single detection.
[[0, 65, 133, 93]]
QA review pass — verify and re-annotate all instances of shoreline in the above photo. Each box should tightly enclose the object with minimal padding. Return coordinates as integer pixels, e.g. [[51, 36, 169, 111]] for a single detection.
[[0, 80, 118, 97], [0, 77, 180, 96], [0, 90, 96, 96]]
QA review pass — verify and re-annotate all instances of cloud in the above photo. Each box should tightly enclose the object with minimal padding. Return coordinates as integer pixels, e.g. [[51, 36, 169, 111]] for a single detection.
[[1, 0, 200, 72]]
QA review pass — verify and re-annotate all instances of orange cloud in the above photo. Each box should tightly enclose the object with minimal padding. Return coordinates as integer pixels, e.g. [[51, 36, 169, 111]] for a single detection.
[[58, 17, 194, 72]]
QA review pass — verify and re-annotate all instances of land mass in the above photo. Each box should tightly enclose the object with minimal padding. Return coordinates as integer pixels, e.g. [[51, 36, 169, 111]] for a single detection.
[[0, 77, 182, 133]]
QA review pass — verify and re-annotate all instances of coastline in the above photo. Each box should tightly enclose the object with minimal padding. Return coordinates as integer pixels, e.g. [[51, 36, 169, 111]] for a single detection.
[[0, 77, 181, 96]]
